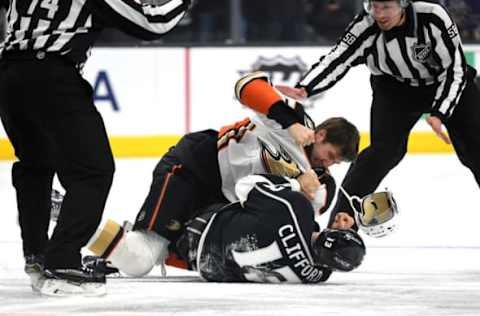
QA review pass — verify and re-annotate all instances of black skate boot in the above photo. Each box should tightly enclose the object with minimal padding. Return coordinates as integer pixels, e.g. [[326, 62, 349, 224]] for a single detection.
[[38, 267, 106, 297], [82, 256, 119, 276]]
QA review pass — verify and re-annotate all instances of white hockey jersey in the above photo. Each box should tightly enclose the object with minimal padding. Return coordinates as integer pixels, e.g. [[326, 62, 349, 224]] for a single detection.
[[217, 98, 329, 216]]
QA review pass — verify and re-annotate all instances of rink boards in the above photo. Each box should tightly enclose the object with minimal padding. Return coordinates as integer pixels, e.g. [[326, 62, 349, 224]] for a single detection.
[[3, 45, 480, 159]]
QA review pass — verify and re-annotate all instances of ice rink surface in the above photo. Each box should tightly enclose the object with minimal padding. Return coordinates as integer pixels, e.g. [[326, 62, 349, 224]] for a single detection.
[[1, 155, 479, 316]]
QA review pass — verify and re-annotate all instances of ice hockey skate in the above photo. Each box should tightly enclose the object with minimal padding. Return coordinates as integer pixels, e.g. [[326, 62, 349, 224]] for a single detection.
[[36, 267, 106, 297]]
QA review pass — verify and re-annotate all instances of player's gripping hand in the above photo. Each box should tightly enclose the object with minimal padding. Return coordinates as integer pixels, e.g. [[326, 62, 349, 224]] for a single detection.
[[288, 123, 315, 146], [297, 169, 321, 200], [331, 212, 355, 230]]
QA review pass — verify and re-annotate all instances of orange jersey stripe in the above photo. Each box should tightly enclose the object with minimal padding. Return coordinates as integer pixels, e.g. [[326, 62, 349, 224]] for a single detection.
[[218, 117, 251, 139], [148, 164, 182, 231], [239, 79, 283, 114]]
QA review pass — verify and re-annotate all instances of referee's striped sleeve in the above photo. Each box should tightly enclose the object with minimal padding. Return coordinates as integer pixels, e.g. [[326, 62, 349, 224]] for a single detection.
[[298, 12, 376, 96], [427, 4, 467, 121], [92, 0, 190, 40]]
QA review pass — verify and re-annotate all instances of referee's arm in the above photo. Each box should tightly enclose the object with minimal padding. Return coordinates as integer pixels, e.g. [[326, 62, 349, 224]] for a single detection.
[[298, 12, 375, 96], [429, 6, 468, 122], [0, 0, 7, 42], [90, 0, 191, 40]]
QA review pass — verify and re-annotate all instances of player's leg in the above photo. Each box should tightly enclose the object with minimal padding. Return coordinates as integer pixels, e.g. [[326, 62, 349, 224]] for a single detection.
[[87, 130, 223, 277], [329, 77, 425, 226], [445, 77, 480, 186], [89, 219, 170, 277], [88, 149, 201, 277]]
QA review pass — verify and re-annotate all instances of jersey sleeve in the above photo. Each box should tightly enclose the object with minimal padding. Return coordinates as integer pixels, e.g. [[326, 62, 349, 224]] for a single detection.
[[428, 4, 468, 122], [235, 174, 301, 204], [235, 72, 302, 129], [298, 12, 375, 96], [90, 0, 190, 40]]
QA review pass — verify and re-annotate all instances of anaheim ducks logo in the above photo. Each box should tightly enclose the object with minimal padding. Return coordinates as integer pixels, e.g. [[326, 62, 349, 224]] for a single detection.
[[258, 138, 301, 178]]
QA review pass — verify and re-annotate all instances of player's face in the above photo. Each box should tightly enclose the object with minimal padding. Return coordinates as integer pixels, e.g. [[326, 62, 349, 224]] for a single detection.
[[310, 132, 342, 168], [369, 1, 404, 31]]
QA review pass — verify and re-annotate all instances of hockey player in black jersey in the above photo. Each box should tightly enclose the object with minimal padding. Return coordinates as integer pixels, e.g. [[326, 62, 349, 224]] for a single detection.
[[168, 173, 366, 283], [80, 172, 365, 282]]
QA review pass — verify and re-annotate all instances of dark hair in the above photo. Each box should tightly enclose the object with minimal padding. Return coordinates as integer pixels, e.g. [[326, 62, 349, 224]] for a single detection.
[[315, 117, 360, 162]]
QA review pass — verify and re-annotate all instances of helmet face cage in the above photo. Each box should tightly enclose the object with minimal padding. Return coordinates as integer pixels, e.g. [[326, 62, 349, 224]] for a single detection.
[[363, 0, 410, 15], [313, 229, 366, 272]]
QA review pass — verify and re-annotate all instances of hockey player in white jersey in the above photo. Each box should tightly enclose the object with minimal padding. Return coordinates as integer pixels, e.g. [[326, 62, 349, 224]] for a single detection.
[[86, 72, 361, 277], [218, 72, 358, 215]]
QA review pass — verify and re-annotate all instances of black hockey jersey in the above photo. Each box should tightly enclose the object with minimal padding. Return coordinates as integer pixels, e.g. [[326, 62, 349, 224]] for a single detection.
[[179, 174, 332, 283]]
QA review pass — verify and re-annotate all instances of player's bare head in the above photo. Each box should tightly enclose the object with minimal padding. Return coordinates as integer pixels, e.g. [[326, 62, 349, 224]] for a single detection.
[[364, 0, 409, 30], [314, 117, 359, 163], [312, 228, 366, 271]]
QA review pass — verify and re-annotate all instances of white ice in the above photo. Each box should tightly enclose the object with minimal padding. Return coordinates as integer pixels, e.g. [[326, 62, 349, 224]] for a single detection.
[[0, 155, 479, 316]]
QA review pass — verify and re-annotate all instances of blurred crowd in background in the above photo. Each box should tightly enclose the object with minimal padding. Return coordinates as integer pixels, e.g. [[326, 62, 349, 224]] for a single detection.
[[97, 0, 480, 46], [0, 0, 479, 46]]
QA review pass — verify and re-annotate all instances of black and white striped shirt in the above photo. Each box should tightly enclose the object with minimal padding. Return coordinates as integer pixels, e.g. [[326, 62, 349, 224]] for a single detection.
[[299, 1, 467, 120], [0, 0, 190, 64]]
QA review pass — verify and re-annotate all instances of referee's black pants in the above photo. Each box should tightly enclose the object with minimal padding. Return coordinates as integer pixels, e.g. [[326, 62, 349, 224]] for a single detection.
[[330, 72, 480, 225], [0, 55, 115, 269]]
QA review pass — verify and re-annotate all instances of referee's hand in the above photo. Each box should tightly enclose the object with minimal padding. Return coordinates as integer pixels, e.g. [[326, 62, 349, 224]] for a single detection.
[[275, 85, 307, 100], [426, 115, 451, 145]]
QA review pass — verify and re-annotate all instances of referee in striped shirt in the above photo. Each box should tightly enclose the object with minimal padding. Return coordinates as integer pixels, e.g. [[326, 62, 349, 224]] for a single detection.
[[0, 0, 190, 296], [278, 0, 480, 229]]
